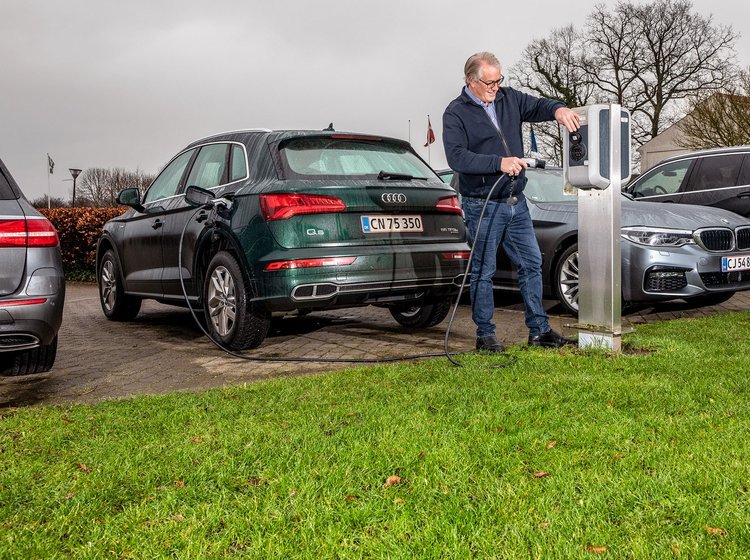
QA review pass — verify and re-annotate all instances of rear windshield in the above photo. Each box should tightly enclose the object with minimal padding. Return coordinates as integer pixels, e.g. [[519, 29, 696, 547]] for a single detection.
[[278, 137, 437, 180], [0, 168, 18, 200]]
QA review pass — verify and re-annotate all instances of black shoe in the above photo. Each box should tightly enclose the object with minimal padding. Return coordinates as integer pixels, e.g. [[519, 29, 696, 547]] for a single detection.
[[476, 335, 505, 353], [528, 329, 577, 348]]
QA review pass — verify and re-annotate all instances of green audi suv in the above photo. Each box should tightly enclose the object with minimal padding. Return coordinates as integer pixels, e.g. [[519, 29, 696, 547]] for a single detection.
[[97, 129, 468, 349]]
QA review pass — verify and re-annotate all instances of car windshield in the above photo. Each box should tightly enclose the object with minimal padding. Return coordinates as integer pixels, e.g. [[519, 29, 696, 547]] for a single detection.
[[278, 137, 437, 180], [524, 168, 576, 203]]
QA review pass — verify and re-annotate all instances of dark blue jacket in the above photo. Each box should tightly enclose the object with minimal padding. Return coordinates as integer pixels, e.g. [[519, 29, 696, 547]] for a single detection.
[[442, 86, 563, 200]]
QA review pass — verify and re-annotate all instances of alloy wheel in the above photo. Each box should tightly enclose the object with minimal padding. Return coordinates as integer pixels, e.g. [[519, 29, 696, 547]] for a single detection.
[[207, 265, 236, 336], [558, 250, 579, 312], [100, 259, 117, 312]]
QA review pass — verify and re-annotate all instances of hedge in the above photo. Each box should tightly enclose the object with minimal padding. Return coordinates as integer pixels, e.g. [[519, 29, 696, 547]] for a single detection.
[[39, 207, 126, 279]]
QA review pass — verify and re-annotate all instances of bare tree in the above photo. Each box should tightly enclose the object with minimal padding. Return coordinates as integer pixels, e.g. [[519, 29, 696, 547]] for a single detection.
[[512, 25, 597, 163], [677, 69, 750, 149], [75, 167, 155, 207], [514, 0, 739, 162], [587, 0, 738, 144], [78, 168, 112, 207]]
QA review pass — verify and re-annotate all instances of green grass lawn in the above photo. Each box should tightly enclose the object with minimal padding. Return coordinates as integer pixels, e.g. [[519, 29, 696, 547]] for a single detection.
[[2, 312, 750, 559]]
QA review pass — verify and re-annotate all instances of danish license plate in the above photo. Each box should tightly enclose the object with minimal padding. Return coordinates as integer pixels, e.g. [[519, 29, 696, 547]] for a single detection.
[[722, 254, 750, 272], [361, 215, 423, 233]]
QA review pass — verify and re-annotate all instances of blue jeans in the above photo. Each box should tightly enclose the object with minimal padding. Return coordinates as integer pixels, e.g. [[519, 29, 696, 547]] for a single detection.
[[462, 196, 550, 338]]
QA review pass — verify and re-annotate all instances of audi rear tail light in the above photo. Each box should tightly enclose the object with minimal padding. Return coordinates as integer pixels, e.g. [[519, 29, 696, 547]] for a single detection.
[[264, 256, 357, 271], [440, 251, 471, 260], [0, 217, 59, 248], [435, 195, 462, 215], [260, 193, 346, 221]]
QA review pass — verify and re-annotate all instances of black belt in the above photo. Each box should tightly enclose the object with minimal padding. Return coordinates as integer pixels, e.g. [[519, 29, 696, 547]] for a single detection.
[[465, 195, 520, 205]]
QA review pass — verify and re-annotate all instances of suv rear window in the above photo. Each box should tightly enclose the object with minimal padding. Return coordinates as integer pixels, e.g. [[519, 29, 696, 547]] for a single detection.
[[278, 137, 436, 180], [0, 168, 17, 200]]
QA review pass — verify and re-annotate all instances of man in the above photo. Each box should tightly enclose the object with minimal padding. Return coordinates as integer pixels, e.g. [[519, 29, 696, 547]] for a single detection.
[[443, 51, 580, 352]]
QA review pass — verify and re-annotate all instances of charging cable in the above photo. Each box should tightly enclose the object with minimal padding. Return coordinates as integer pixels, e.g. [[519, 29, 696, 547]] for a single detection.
[[177, 203, 469, 363]]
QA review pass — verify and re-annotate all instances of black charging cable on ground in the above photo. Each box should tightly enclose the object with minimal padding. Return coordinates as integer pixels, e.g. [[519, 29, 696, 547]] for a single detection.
[[178, 161, 542, 366], [178, 206, 466, 364]]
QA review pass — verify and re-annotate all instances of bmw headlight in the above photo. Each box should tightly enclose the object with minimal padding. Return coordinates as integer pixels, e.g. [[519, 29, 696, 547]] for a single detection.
[[621, 227, 695, 247]]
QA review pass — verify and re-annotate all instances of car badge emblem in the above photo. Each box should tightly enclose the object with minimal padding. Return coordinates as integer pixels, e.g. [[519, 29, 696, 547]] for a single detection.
[[381, 193, 407, 204]]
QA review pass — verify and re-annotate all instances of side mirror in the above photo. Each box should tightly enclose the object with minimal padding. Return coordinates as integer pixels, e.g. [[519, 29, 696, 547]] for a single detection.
[[116, 188, 144, 212], [185, 185, 215, 207]]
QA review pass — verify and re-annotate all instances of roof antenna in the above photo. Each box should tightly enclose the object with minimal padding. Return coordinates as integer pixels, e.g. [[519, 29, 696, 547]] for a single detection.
[[323, 123, 334, 131]]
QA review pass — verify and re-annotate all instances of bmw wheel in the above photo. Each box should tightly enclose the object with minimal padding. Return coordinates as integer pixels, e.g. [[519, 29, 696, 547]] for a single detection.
[[554, 244, 580, 316], [203, 251, 269, 350], [98, 249, 141, 321], [389, 297, 452, 328]]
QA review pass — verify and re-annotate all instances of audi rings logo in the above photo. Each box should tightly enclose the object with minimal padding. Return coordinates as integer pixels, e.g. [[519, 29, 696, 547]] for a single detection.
[[381, 193, 407, 204]]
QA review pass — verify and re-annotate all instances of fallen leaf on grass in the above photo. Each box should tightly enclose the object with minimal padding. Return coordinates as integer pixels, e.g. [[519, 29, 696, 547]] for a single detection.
[[607, 402, 615, 408], [546, 440, 557, 449], [171, 514, 185, 522], [247, 478, 264, 486], [64, 492, 76, 500], [62, 418, 74, 424], [539, 522, 550, 528], [584, 545, 607, 553], [612, 453, 625, 461], [345, 495, 357, 502], [174, 481, 185, 487], [393, 498, 404, 504], [190, 437, 203, 443], [418, 451, 426, 460], [76, 463, 91, 473], [706, 526, 726, 536], [385, 475, 401, 487], [533, 471, 550, 479]]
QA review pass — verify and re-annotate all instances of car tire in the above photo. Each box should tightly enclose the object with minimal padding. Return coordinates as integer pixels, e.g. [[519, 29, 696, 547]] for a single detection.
[[98, 250, 142, 321], [688, 292, 734, 307], [203, 251, 270, 350], [554, 244, 580, 316], [389, 297, 452, 328], [0, 336, 57, 376]]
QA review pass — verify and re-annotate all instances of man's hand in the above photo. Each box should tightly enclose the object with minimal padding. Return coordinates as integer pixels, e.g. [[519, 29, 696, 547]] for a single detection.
[[555, 107, 580, 132], [500, 157, 528, 177]]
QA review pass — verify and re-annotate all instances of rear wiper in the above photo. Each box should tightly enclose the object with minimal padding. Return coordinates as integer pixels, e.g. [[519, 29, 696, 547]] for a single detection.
[[377, 171, 427, 181]]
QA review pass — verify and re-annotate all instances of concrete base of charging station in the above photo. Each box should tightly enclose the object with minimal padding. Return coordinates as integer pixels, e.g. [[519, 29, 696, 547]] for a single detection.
[[567, 323, 635, 352]]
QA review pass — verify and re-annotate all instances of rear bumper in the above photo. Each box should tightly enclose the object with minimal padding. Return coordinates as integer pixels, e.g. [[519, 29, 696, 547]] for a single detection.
[[0, 269, 65, 351], [253, 244, 469, 312]]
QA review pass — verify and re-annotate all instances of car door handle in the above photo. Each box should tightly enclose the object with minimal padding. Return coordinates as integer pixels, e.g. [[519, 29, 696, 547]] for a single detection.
[[737, 192, 750, 199], [152, 219, 163, 230]]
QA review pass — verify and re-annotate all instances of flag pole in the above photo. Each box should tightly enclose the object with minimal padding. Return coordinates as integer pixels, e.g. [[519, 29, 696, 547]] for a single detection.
[[427, 114, 431, 166], [46, 153, 51, 209], [408, 119, 411, 145]]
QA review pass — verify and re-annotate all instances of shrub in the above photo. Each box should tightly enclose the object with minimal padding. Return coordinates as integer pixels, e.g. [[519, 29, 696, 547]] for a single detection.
[[40, 207, 125, 280]]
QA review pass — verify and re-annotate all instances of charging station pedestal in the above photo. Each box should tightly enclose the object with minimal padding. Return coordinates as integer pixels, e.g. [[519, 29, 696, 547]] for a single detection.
[[563, 104, 631, 351]]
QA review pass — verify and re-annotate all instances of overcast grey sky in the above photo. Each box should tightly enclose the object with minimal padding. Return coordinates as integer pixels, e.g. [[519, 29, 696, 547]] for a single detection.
[[2, 0, 749, 201]]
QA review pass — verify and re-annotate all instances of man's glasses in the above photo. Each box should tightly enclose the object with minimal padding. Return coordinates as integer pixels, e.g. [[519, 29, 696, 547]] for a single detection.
[[477, 76, 504, 88]]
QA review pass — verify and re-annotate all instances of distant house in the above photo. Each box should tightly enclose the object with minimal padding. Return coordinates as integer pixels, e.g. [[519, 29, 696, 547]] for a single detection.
[[637, 93, 750, 171]]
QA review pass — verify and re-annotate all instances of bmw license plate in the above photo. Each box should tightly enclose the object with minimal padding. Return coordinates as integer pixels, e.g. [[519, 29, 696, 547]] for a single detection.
[[361, 215, 423, 233], [722, 254, 750, 272]]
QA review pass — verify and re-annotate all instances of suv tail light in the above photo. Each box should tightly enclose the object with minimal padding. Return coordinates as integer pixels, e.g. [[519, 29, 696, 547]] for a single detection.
[[0, 217, 59, 248], [260, 193, 346, 221], [435, 195, 462, 215], [264, 256, 357, 271]]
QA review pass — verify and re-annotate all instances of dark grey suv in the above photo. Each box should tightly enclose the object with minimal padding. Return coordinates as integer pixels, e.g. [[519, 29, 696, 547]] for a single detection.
[[625, 146, 750, 216], [0, 158, 65, 375]]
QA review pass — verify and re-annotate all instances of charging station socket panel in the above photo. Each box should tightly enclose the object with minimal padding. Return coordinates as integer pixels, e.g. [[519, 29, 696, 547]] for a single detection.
[[563, 105, 631, 189]]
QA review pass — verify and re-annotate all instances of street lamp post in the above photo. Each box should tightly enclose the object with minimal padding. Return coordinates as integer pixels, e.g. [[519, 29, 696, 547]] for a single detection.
[[69, 168, 82, 207]]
